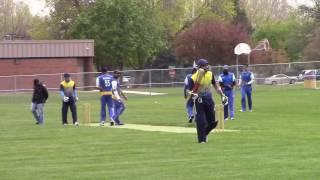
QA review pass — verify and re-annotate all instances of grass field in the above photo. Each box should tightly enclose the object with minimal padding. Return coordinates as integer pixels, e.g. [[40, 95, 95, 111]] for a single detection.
[[1, 85, 320, 180]]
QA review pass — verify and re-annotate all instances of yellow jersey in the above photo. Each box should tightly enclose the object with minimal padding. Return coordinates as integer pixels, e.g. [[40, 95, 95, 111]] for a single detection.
[[60, 80, 75, 97], [191, 70, 213, 94]]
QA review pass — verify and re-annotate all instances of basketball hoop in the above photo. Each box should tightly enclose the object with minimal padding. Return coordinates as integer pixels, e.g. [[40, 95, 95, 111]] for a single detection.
[[234, 43, 251, 55], [252, 39, 270, 52]]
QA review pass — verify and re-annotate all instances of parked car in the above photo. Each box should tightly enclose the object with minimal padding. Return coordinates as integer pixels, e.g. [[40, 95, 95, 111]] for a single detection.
[[264, 74, 298, 85], [121, 75, 133, 88], [298, 69, 320, 80]]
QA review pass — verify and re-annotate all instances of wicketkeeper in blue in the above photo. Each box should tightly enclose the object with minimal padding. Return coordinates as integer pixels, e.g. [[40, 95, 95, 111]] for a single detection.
[[187, 59, 228, 143], [112, 70, 127, 125], [96, 67, 115, 126], [184, 68, 197, 123], [239, 64, 254, 112], [218, 65, 236, 120]]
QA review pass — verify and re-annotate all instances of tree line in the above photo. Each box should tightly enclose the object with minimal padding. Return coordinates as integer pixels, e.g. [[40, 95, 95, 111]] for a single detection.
[[1, 0, 320, 69]]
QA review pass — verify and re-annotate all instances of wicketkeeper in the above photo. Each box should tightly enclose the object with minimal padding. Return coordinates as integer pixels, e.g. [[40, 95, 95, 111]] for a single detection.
[[187, 59, 228, 143], [60, 73, 79, 126]]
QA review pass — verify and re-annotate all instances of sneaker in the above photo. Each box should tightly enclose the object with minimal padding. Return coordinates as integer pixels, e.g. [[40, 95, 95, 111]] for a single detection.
[[116, 122, 125, 126], [224, 118, 228, 121], [231, 117, 235, 120], [110, 121, 115, 126], [100, 121, 105, 126], [188, 116, 194, 123], [199, 141, 206, 144], [249, 110, 253, 112], [74, 121, 79, 126], [63, 123, 68, 126], [240, 109, 245, 112]]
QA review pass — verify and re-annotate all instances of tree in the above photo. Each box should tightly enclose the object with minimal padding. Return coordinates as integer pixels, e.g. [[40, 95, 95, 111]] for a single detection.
[[174, 20, 250, 65], [29, 16, 55, 40], [0, 0, 33, 39], [70, 0, 165, 71], [304, 26, 320, 61], [297, 0, 319, 21], [252, 17, 312, 62], [240, 0, 291, 27], [45, 0, 93, 39]]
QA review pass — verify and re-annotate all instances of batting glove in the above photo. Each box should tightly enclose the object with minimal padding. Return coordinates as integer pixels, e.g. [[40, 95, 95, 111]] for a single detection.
[[63, 96, 69, 102], [221, 95, 228, 106]]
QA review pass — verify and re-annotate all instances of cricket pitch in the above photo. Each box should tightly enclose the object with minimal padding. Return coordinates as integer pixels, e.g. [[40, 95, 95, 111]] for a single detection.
[[83, 123, 240, 133]]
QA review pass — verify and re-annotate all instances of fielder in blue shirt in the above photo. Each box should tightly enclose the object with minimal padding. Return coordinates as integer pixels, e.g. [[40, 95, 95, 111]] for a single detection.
[[184, 68, 197, 123], [96, 67, 115, 126], [218, 65, 236, 120], [238, 64, 254, 112]]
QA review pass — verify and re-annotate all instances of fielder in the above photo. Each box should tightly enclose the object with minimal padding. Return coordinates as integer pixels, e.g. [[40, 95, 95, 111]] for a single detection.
[[60, 73, 79, 126], [238, 64, 254, 112], [112, 70, 127, 125], [96, 67, 115, 126], [184, 68, 197, 123], [218, 65, 236, 120], [187, 59, 227, 143]]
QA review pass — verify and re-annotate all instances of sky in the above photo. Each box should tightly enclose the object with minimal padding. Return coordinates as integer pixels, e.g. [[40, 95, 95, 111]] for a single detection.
[[13, 0, 50, 16], [15, 0, 314, 16]]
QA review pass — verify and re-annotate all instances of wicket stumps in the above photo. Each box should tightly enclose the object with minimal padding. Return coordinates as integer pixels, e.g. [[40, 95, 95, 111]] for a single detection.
[[215, 104, 224, 131], [81, 103, 91, 124]]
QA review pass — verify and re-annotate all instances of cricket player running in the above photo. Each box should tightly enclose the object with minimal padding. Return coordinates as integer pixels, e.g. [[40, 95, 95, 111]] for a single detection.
[[184, 68, 197, 123], [238, 64, 254, 112], [60, 73, 79, 126], [187, 59, 228, 143], [112, 70, 127, 125], [96, 67, 115, 126], [218, 65, 236, 120]]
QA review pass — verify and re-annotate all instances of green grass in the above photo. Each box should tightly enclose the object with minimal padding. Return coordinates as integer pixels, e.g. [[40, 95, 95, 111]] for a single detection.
[[1, 85, 320, 179]]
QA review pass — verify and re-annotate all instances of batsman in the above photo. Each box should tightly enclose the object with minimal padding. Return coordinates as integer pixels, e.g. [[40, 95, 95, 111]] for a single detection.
[[187, 59, 228, 143]]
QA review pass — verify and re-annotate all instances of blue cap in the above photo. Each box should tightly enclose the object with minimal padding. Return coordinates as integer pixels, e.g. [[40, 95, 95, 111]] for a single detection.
[[223, 65, 229, 69], [197, 59, 208, 67]]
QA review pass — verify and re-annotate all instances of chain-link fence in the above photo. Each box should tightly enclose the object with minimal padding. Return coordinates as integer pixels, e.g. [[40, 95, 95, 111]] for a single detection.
[[1, 61, 320, 92]]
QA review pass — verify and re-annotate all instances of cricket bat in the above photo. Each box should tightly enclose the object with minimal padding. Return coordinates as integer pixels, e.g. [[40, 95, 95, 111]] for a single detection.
[[186, 68, 205, 102]]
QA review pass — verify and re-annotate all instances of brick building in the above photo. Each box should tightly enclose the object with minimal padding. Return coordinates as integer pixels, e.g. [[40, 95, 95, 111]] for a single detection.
[[0, 40, 95, 91]]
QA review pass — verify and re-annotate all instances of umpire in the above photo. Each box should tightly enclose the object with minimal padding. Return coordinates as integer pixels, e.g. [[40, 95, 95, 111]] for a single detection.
[[60, 73, 79, 126], [188, 59, 227, 143], [31, 79, 48, 125]]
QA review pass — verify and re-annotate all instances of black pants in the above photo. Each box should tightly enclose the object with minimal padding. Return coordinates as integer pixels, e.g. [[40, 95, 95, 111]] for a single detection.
[[62, 100, 77, 124], [195, 96, 217, 142]]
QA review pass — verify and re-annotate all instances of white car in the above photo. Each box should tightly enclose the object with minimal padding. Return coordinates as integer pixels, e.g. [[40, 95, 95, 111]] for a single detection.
[[264, 74, 298, 85], [121, 76, 132, 88]]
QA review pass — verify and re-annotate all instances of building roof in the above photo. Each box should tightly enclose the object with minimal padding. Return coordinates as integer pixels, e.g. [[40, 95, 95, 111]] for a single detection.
[[0, 40, 94, 59]]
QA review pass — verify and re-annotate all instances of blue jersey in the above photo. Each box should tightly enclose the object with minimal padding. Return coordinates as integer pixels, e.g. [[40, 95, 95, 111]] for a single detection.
[[219, 72, 235, 91], [184, 74, 192, 87], [96, 74, 113, 95], [184, 74, 192, 98], [241, 71, 253, 85]]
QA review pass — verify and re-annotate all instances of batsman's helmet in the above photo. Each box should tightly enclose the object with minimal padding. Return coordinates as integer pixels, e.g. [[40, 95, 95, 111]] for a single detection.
[[197, 59, 208, 67]]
